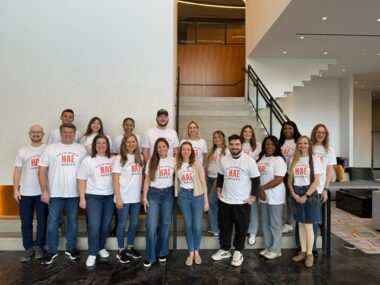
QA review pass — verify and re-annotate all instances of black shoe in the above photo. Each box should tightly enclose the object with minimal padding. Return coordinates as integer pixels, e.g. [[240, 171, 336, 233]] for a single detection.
[[116, 249, 131, 264], [312, 250, 319, 257], [126, 247, 141, 259], [158, 255, 167, 263], [143, 259, 152, 268], [41, 252, 58, 265], [109, 227, 116, 237], [65, 249, 80, 261]]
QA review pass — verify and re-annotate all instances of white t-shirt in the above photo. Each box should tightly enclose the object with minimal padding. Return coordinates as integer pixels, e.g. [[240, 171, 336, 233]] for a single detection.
[[112, 154, 143, 203], [39, 142, 87, 197], [177, 162, 194, 189], [145, 156, 175, 189], [77, 155, 114, 195], [46, 128, 82, 144], [314, 145, 337, 194], [242, 142, 261, 161], [141, 127, 179, 157], [289, 156, 325, 186], [180, 139, 208, 164], [113, 133, 142, 154], [207, 147, 230, 178], [14, 144, 47, 196], [257, 156, 287, 204], [281, 139, 296, 168], [80, 133, 113, 155], [218, 153, 260, 204]]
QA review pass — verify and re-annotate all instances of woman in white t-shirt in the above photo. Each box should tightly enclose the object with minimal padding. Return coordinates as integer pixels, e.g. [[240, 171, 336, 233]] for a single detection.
[[181, 121, 208, 165], [175, 141, 209, 266], [80, 117, 113, 155], [279, 121, 302, 234], [77, 134, 114, 269], [288, 136, 323, 268], [256, 135, 287, 260], [142, 138, 175, 268], [206, 130, 229, 238], [112, 134, 144, 264], [240, 125, 261, 246]]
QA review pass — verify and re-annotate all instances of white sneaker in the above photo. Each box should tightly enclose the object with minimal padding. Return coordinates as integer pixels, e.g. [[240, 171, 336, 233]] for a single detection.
[[231, 251, 243, 267], [260, 249, 269, 256], [282, 224, 293, 233], [86, 255, 96, 268], [211, 249, 232, 261], [264, 251, 282, 260], [98, 249, 109, 258], [248, 234, 256, 246]]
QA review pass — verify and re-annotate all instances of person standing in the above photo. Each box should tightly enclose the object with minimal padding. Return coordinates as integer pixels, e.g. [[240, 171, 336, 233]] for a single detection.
[[175, 142, 209, 266], [46, 109, 81, 144], [142, 138, 175, 268], [13, 125, 48, 262], [113, 117, 142, 154], [180, 121, 208, 165], [113, 134, 144, 264], [77, 134, 115, 269], [211, 134, 260, 267], [39, 123, 87, 265], [80, 117, 113, 155], [141, 109, 179, 162]]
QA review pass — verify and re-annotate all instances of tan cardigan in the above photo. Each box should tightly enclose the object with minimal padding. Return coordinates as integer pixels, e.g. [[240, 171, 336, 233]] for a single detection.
[[174, 160, 208, 197]]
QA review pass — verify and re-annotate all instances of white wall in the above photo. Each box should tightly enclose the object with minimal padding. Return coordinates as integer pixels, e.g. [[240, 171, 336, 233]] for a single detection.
[[0, 0, 176, 184], [339, 76, 354, 162], [277, 77, 341, 155]]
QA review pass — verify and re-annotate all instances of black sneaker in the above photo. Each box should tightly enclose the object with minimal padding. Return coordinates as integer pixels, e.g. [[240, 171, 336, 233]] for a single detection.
[[116, 249, 131, 264], [158, 255, 167, 263], [143, 259, 152, 268], [41, 252, 58, 265], [126, 247, 141, 259], [65, 249, 80, 261], [312, 250, 319, 257]]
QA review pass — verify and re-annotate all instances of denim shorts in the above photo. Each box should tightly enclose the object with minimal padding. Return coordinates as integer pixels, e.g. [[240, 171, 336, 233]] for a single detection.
[[293, 186, 321, 224]]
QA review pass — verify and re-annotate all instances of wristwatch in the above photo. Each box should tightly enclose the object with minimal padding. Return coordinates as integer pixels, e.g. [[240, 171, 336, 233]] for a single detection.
[[305, 194, 310, 198]]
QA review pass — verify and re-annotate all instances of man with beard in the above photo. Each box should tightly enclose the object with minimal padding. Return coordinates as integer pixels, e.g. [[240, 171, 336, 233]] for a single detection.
[[212, 134, 260, 267], [141, 109, 179, 162], [13, 125, 48, 262], [38, 123, 86, 265]]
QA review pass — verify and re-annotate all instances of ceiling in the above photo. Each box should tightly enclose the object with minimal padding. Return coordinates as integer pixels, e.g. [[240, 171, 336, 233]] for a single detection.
[[177, 0, 380, 100]]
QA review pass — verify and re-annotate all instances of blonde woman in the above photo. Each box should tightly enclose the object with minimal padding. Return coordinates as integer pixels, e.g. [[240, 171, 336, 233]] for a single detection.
[[181, 121, 208, 165]]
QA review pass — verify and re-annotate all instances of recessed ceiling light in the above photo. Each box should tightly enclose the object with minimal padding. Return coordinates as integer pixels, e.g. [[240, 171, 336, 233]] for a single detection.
[[378, 53, 380, 56], [321, 16, 327, 21], [283, 51, 287, 54], [361, 85, 365, 88], [323, 51, 328, 55], [377, 18, 380, 22], [342, 69, 346, 72], [354, 81, 358, 84], [299, 36, 305, 39]]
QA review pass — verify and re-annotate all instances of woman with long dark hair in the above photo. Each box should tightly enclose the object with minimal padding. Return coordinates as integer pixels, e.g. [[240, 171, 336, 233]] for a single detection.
[[80, 117, 113, 155]]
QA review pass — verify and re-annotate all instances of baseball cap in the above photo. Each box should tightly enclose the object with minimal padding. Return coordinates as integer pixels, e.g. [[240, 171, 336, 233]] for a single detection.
[[157, 109, 169, 116]]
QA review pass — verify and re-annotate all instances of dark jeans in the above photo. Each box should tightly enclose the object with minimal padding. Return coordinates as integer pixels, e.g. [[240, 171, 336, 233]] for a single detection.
[[218, 200, 251, 252], [19, 195, 48, 250]]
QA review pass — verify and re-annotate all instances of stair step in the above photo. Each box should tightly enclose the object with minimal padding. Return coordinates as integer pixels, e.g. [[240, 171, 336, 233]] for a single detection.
[[180, 110, 254, 116], [179, 97, 246, 102]]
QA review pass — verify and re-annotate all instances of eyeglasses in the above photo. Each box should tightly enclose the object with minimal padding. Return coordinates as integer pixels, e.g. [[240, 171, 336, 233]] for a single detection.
[[29, 131, 43, 135]]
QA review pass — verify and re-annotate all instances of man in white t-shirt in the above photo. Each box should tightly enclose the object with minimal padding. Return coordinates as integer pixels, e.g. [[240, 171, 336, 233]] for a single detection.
[[46, 109, 82, 144], [39, 123, 86, 265], [141, 109, 179, 162], [13, 125, 48, 262], [211, 134, 260, 267]]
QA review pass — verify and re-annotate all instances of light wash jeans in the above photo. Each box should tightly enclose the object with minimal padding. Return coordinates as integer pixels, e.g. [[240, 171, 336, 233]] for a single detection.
[[207, 177, 219, 234], [261, 203, 283, 254], [247, 202, 258, 236]]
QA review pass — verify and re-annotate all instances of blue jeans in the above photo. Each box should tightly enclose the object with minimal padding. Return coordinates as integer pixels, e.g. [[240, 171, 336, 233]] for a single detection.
[[145, 187, 173, 263], [207, 177, 219, 234], [46, 197, 79, 254], [116, 202, 141, 248], [86, 194, 114, 255], [19, 195, 48, 250], [248, 201, 259, 235], [178, 188, 204, 252], [261, 203, 283, 253]]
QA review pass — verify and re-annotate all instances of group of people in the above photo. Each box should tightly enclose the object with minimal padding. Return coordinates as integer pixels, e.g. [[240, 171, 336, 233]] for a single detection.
[[13, 107, 336, 270]]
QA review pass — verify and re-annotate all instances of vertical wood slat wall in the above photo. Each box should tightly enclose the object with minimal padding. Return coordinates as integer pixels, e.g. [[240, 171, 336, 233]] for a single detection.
[[178, 45, 245, 97]]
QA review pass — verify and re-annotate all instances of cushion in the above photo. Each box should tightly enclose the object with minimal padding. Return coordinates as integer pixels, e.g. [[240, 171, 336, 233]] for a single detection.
[[336, 165, 346, 182]]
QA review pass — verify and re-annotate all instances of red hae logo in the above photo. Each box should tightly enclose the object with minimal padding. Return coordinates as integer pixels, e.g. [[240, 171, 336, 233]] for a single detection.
[[295, 166, 308, 176], [131, 164, 141, 174], [258, 164, 266, 173], [31, 158, 40, 167], [159, 167, 172, 178], [180, 172, 193, 183], [227, 168, 240, 179], [61, 154, 75, 163], [100, 165, 112, 175]]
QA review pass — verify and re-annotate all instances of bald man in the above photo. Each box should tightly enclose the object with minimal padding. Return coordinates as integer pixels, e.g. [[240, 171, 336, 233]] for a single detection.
[[13, 125, 48, 262]]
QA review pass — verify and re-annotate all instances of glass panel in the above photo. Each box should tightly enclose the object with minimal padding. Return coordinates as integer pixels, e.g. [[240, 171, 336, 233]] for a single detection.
[[179, 21, 196, 44], [226, 22, 245, 44], [196, 22, 225, 44]]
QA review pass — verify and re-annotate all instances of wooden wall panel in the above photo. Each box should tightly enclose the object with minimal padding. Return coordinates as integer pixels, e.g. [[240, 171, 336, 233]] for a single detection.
[[178, 45, 245, 97]]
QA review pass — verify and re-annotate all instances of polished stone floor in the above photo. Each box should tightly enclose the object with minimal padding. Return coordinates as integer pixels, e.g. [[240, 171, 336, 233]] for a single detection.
[[0, 235, 379, 285]]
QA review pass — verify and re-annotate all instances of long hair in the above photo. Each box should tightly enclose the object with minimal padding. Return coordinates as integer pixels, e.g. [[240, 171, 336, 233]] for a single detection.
[[83, 117, 105, 137], [258, 135, 285, 161], [119, 134, 143, 167], [148, 138, 169, 181], [279, 121, 301, 146], [310, 123, 329, 153], [289, 136, 314, 185], [206, 130, 227, 162], [91, 134, 111, 158], [240, 124, 257, 151], [183, 121, 201, 140], [176, 141, 196, 170]]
